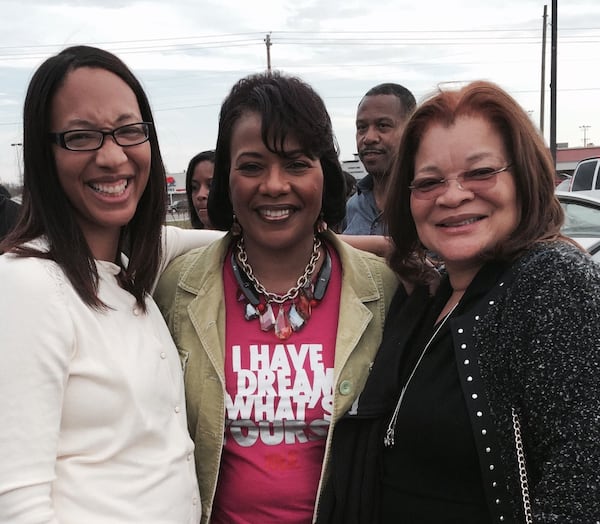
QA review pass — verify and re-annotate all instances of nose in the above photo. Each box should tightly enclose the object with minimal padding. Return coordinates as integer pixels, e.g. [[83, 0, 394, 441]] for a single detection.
[[436, 178, 474, 205], [261, 164, 289, 196], [198, 184, 210, 200], [95, 135, 128, 168], [362, 125, 380, 145]]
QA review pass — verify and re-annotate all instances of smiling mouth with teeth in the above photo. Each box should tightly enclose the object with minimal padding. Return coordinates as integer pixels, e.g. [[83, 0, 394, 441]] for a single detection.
[[440, 217, 482, 227], [261, 208, 291, 219], [89, 179, 129, 196]]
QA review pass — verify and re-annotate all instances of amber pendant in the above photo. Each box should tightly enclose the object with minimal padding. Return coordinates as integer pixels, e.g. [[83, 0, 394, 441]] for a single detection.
[[295, 292, 312, 321], [275, 305, 293, 340]]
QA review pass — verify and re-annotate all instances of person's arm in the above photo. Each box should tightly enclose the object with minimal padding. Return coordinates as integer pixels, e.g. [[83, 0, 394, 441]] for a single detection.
[[511, 248, 600, 521], [338, 234, 392, 258], [154, 226, 226, 284], [0, 256, 73, 524]]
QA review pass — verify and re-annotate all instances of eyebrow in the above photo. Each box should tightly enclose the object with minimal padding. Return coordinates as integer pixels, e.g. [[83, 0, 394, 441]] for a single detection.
[[235, 148, 308, 161], [62, 113, 140, 129], [464, 152, 497, 163], [234, 151, 263, 161], [415, 152, 503, 176], [356, 117, 394, 125]]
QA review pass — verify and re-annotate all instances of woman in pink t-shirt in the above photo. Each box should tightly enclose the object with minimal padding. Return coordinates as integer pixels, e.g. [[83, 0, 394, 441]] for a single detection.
[[155, 72, 398, 523]]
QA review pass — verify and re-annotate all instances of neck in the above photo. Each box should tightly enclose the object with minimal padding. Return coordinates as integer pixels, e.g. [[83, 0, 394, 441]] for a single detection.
[[82, 228, 120, 262], [435, 265, 479, 323], [371, 174, 388, 211], [447, 265, 480, 294]]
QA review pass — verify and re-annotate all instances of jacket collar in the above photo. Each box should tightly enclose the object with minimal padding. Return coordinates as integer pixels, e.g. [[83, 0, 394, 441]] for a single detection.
[[175, 230, 386, 380], [177, 230, 383, 304]]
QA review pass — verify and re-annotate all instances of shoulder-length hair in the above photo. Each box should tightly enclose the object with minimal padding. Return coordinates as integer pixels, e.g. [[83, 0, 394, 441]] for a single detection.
[[0, 45, 167, 311], [207, 71, 346, 230], [185, 149, 215, 229], [386, 80, 565, 285]]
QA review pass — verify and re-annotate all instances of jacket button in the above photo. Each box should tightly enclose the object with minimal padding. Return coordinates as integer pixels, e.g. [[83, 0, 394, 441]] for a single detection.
[[339, 380, 352, 395]]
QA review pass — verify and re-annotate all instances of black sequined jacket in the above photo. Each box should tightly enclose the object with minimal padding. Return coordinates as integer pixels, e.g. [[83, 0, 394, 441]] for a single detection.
[[318, 241, 600, 524]]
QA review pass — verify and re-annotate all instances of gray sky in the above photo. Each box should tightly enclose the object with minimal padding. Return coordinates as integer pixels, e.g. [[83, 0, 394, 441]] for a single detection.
[[1, 0, 599, 185]]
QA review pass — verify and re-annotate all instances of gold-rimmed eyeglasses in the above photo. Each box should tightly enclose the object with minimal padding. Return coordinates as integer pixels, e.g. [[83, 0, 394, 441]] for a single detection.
[[409, 164, 513, 200]]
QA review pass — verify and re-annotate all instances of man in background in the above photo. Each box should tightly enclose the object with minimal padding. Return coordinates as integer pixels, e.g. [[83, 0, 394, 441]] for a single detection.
[[344, 83, 416, 235]]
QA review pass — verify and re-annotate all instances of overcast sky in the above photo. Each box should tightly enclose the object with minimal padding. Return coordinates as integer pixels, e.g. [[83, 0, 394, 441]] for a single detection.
[[1, 0, 599, 186]]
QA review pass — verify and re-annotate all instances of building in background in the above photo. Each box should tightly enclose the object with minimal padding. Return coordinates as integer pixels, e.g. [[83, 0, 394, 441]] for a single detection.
[[341, 154, 367, 180], [165, 171, 187, 206]]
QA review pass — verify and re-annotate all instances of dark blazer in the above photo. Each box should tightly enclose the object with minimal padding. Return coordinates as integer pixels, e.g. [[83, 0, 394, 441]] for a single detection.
[[319, 241, 600, 524]]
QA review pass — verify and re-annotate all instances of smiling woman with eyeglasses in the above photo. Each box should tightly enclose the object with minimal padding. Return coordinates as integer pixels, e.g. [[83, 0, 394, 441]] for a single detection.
[[0, 46, 214, 524], [319, 81, 600, 524]]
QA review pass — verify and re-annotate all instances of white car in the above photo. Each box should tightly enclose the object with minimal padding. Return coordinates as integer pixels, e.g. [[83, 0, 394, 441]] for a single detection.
[[556, 191, 600, 261]]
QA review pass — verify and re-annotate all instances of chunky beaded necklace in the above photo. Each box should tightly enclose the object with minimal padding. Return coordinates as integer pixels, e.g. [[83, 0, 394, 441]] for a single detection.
[[231, 236, 332, 340]]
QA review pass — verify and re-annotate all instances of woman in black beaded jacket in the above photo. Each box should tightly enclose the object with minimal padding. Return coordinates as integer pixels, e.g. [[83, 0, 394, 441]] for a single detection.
[[319, 81, 600, 524]]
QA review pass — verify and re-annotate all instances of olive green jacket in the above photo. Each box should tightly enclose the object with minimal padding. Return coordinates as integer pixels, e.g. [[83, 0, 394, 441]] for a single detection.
[[154, 231, 398, 523]]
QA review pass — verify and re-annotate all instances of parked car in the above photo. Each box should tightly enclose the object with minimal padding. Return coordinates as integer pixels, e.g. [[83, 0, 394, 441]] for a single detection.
[[168, 199, 189, 214], [555, 174, 572, 191], [557, 191, 600, 261], [564, 157, 600, 195]]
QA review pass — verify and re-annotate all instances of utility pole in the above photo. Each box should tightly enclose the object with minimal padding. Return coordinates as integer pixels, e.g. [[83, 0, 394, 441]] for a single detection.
[[580, 125, 591, 147], [10, 142, 23, 186], [540, 5, 547, 134], [549, 0, 557, 166], [264, 33, 272, 74]]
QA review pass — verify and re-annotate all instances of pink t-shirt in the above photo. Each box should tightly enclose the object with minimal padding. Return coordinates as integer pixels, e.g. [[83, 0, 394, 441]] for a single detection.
[[211, 245, 341, 524]]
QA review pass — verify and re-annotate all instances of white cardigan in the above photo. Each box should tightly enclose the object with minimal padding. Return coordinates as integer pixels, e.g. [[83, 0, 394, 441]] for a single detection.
[[0, 226, 223, 524]]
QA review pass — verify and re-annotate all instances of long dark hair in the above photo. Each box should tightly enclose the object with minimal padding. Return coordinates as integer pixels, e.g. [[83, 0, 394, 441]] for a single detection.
[[386, 80, 565, 285], [0, 45, 167, 311], [185, 149, 215, 229], [208, 71, 346, 230]]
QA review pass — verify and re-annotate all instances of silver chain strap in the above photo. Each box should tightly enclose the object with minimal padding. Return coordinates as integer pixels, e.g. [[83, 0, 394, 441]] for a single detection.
[[512, 407, 533, 524], [235, 236, 322, 304]]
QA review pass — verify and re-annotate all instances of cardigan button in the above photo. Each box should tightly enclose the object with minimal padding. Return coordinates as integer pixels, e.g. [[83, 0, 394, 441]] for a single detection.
[[339, 380, 352, 395]]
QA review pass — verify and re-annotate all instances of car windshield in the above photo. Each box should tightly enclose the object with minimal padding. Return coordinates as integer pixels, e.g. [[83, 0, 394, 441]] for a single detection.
[[561, 199, 600, 237]]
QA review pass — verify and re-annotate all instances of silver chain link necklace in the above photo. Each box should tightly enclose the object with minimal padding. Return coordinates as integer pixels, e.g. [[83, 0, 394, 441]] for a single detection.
[[235, 236, 322, 304], [232, 236, 329, 340]]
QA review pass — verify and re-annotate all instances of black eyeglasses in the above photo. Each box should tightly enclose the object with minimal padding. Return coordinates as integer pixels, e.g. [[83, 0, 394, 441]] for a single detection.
[[49, 122, 152, 151], [409, 164, 513, 200]]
